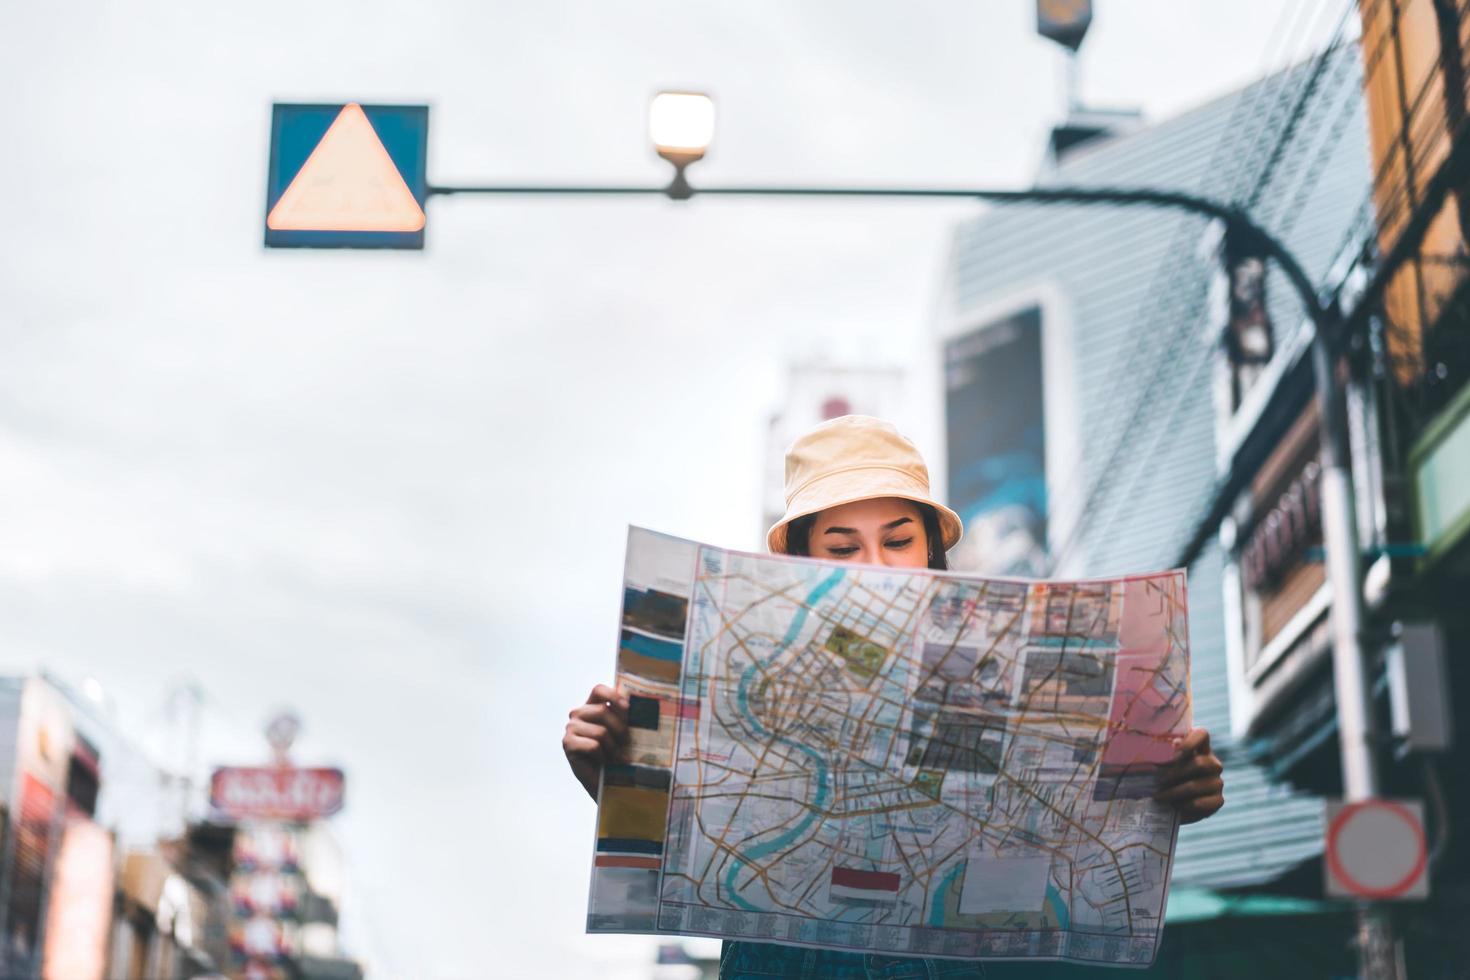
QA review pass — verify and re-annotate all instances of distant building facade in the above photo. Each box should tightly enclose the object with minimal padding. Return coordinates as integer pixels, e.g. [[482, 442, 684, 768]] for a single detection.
[[0, 674, 362, 980], [0, 675, 224, 979], [935, 47, 1366, 905], [1205, 2, 1470, 972], [762, 363, 909, 538], [943, 3, 1470, 970]]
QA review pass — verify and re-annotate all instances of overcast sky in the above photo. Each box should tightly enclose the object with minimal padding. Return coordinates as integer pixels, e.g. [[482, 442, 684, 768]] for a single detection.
[[0, 2, 1346, 976]]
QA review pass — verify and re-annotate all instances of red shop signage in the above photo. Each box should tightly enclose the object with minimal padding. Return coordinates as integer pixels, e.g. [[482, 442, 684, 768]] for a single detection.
[[210, 767, 345, 820]]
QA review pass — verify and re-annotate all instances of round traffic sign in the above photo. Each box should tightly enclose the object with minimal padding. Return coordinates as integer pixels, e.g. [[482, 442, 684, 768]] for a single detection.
[[1326, 800, 1428, 899]]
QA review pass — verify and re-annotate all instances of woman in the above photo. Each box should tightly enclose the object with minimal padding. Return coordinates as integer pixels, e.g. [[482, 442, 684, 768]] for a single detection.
[[564, 415, 1225, 978]]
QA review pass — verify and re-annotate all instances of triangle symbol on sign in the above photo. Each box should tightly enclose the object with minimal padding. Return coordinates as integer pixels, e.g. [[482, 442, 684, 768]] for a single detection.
[[267, 104, 426, 233]]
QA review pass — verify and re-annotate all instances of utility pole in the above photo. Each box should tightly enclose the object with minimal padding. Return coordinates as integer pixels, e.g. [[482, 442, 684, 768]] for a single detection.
[[163, 680, 205, 827], [1314, 319, 1398, 978]]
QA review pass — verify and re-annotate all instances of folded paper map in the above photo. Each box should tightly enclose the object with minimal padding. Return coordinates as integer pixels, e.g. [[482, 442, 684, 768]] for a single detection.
[[586, 528, 1190, 967]]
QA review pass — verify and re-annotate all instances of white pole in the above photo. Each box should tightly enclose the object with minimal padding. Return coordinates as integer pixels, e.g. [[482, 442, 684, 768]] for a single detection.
[[1311, 328, 1398, 979]]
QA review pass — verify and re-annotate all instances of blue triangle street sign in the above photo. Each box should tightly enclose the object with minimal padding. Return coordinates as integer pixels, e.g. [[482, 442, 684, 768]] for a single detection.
[[264, 103, 430, 249]]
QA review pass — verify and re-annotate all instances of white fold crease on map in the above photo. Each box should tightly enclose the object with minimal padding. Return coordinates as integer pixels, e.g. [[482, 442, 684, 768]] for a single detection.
[[586, 527, 1190, 967]]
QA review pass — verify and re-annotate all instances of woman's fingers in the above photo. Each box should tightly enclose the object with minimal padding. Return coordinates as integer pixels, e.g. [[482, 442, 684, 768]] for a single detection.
[[563, 683, 632, 803], [569, 702, 630, 745], [1156, 751, 1223, 790], [1172, 727, 1212, 758], [1152, 727, 1225, 823], [562, 731, 603, 766], [587, 684, 628, 709], [577, 685, 630, 739], [1177, 791, 1226, 825], [1154, 775, 1225, 807], [1157, 726, 1221, 786], [563, 726, 620, 801], [565, 719, 624, 760]]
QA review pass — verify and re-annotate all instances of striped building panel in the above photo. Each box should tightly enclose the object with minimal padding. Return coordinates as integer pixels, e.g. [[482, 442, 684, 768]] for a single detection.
[[939, 46, 1368, 889]]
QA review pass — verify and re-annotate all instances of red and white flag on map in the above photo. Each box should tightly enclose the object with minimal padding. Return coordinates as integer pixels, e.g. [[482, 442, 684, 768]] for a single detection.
[[830, 867, 901, 904]]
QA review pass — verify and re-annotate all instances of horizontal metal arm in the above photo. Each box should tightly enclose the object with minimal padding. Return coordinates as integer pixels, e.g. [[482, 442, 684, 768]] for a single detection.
[[428, 184, 666, 196], [429, 179, 1329, 331]]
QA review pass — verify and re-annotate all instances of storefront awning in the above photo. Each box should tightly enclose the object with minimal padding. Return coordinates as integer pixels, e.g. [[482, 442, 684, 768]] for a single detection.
[[1164, 884, 1344, 923]]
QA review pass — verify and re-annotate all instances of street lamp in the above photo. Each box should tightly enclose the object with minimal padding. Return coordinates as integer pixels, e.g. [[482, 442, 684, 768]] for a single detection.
[[279, 69, 1470, 977], [649, 91, 714, 200], [425, 169, 1399, 978]]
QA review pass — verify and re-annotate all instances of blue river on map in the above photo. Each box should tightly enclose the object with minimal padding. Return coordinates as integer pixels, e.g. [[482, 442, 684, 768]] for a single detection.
[[722, 565, 846, 912]]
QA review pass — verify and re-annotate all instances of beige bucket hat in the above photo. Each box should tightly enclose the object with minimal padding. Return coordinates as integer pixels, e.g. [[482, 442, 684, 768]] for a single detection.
[[766, 415, 964, 554]]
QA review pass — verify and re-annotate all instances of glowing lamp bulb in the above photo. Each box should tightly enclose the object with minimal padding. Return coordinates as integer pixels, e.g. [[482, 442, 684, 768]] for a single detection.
[[650, 92, 714, 165]]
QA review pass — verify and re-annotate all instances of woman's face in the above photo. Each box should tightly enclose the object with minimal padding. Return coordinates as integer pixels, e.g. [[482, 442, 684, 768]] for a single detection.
[[805, 497, 929, 568]]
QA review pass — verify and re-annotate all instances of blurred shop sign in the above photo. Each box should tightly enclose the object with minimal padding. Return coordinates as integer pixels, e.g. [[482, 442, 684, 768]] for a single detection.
[[1325, 799, 1430, 900], [211, 766, 345, 820], [1036, 0, 1091, 51], [120, 850, 210, 945], [264, 103, 428, 249], [41, 812, 112, 980]]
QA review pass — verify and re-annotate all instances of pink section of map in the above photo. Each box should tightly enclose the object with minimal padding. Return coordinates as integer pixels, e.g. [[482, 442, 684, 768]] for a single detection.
[[1102, 574, 1190, 768]]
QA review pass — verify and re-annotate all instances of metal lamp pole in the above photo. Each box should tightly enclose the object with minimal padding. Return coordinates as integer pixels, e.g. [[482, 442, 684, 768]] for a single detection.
[[430, 172, 1392, 977]]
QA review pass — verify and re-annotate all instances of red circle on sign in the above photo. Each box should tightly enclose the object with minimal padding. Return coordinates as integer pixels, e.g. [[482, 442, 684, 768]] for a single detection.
[[1326, 800, 1427, 899]]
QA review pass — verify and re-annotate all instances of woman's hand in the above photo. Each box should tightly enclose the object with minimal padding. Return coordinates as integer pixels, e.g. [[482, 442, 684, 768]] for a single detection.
[[563, 683, 630, 802], [1154, 727, 1225, 825]]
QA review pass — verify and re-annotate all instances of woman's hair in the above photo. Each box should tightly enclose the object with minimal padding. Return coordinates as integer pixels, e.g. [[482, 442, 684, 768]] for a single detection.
[[782, 502, 949, 571]]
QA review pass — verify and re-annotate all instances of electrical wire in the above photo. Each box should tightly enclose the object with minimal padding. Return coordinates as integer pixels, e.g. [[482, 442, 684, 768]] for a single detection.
[[1422, 755, 1450, 868], [1044, 7, 1365, 574]]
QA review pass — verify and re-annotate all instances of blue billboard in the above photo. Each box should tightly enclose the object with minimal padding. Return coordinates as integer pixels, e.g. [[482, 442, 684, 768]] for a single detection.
[[944, 307, 1048, 575]]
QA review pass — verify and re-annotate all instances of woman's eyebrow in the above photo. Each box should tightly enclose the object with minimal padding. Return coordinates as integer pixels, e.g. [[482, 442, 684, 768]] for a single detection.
[[823, 517, 913, 535]]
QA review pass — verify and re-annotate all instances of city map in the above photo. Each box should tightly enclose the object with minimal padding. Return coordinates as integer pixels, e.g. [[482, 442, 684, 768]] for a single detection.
[[587, 528, 1190, 966]]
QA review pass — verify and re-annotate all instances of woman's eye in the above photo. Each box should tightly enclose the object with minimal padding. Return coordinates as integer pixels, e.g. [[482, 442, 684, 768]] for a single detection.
[[885, 537, 914, 550], [827, 546, 859, 557]]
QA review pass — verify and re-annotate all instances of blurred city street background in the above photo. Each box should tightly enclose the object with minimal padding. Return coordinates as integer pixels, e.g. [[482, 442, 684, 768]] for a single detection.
[[3, 1, 1466, 977]]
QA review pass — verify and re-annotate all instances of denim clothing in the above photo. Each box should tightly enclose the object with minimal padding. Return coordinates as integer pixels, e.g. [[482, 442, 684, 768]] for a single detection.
[[720, 941, 988, 979]]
